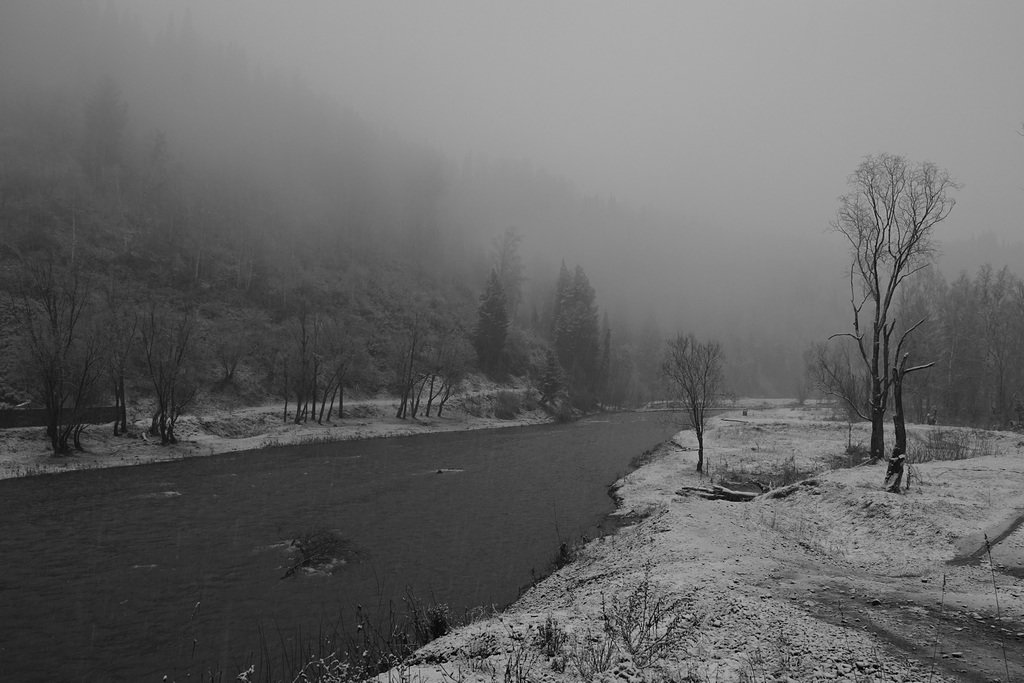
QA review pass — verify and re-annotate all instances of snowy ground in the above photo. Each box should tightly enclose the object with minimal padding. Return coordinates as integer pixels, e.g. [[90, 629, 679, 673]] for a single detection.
[[377, 404, 1024, 683], [0, 394, 551, 480], [4, 399, 1023, 681]]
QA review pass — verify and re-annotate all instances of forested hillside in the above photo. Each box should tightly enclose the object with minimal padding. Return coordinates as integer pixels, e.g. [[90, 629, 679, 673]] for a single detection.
[[0, 3, 683, 453], [3, 3, 1022, 455]]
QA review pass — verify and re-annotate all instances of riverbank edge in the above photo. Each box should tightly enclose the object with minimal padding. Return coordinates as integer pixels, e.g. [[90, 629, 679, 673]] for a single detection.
[[0, 398, 559, 480], [376, 406, 1024, 682]]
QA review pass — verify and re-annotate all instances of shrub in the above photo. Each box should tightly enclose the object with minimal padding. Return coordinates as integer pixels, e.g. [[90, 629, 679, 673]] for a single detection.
[[494, 390, 522, 419], [907, 428, 993, 464], [547, 398, 577, 423], [774, 455, 815, 487], [604, 567, 699, 667], [568, 625, 617, 679], [461, 394, 488, 418], [404, 590, 451, 646], [826, 442, 870, 469], [534, 615, 567, 658]]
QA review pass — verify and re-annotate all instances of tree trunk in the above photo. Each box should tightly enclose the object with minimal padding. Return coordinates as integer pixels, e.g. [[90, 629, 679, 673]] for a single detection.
[[46, 411, 60, 455], [892, 366, 907, 455], [159, 411, 170, 444], [695, 429, 704, 473], [293, 389, 304, 425], [118, 376, 128, 434], [317, 381, 331, 424], [870, 405, 886, 463], [437, 383, 452, 417], [411, 377, 426, 419], [325, 386, 338, 423], [58, 423, 74, 452], [424, 375, 437, 417], [113, 381, 123, 436]]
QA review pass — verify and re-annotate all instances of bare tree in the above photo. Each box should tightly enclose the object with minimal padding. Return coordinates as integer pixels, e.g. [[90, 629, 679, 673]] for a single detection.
[[140, 304, 198, 444], [15, 262, 104, 454], [806, 341, 870, 422], [830, 154, 956, 461], [421, 323, 471, 418], [663, 333, 724, 473], [99, 285, 137, 436], [393, 312, 429, 420]]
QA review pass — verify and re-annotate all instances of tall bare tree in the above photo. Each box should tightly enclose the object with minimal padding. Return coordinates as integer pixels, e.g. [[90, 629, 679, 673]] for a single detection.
[[140, 304, 198, 444], [663, 333, 724, 473], [830, 154, 956, 461], [99, 283, 138, 436], [16, 262, 104, 454]]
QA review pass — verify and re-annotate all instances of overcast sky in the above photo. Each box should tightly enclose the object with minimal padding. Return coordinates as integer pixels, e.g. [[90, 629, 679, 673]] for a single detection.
[[130, 1, 1024, 243]]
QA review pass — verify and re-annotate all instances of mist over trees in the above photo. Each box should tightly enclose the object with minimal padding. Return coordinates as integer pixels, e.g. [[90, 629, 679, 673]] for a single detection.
[[2, 3, 1023, 449], [0, 2, 668, 444]]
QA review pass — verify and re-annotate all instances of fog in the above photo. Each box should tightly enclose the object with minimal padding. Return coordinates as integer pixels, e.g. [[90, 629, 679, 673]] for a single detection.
[[122, 1, 1024, 241], [3, 1, 1024, 397], [114, 2, 1024, 295]]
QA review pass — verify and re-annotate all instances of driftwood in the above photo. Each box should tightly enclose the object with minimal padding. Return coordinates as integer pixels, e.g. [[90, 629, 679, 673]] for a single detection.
[[677, 484, 759, 502], [677, 479, 820, 503], [760, 479, 820, 500]]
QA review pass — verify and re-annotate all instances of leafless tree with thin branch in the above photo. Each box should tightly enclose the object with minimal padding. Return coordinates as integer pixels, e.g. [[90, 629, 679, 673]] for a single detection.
[[663, 333, 724, 473], [830, 153, 957, 461]]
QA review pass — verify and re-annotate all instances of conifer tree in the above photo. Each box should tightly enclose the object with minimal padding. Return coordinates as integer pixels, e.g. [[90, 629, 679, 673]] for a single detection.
[[539, 348, 564, 405], [552, 263, 600, 404], [474, 270, 509, 376], [599, 313, 612, 404]]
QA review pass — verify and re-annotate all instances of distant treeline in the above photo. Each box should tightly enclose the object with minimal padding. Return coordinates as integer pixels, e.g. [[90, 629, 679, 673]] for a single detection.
[[810, 264, 1024, 429]]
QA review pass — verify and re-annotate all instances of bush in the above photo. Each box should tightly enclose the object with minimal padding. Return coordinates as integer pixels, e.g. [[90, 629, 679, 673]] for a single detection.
[[494, 390, 522, 419], [907, 428, 993, 463], [603, 567, 700, 667], [826, 441, 870, 469], [404, 590, 451, 646], [461, 394, 488, 418], [546, 398, 577, 423], [535, 615, 567, 658]]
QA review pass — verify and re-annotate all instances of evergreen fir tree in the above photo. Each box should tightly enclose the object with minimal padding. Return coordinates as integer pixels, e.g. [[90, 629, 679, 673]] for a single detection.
[[599, 313, 612, 404], [473, 270, 509, 376], [539, 348, 564, 405], [551, 263, 600, 405]]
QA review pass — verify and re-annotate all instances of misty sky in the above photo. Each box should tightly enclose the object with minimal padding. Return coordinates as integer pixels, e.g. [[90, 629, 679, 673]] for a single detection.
[[126, 1, 1024, 244]]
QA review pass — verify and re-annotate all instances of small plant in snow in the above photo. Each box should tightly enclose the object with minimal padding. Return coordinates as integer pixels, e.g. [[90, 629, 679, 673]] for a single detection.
[[567, 622, 618, 679], [604, 565, 700, 667], [534, 614, 567, 658]]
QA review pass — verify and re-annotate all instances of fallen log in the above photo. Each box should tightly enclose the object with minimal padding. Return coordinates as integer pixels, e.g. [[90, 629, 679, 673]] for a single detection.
[[677, 484, 759, 502], [760, 479, 820, 500]]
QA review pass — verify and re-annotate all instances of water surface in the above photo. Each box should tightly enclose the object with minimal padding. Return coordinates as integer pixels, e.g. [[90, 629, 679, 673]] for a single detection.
[[0, 412, 677, 681]]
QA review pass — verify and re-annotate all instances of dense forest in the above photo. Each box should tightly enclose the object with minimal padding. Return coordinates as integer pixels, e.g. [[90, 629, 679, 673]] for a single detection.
[[0, 2, 674, 453], [1, 3, 1022, 455]]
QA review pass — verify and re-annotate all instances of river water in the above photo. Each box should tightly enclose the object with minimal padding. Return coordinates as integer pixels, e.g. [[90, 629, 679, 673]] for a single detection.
[[0, 412, 677, 682]]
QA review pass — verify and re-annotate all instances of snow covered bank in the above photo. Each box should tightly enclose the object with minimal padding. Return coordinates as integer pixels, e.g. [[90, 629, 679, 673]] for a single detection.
[[0, 396, 552, 480], [378, 405, 1024, 682]]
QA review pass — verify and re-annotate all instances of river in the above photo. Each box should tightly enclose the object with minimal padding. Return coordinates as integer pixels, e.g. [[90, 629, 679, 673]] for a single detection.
[[0, 411, 678, 682]]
